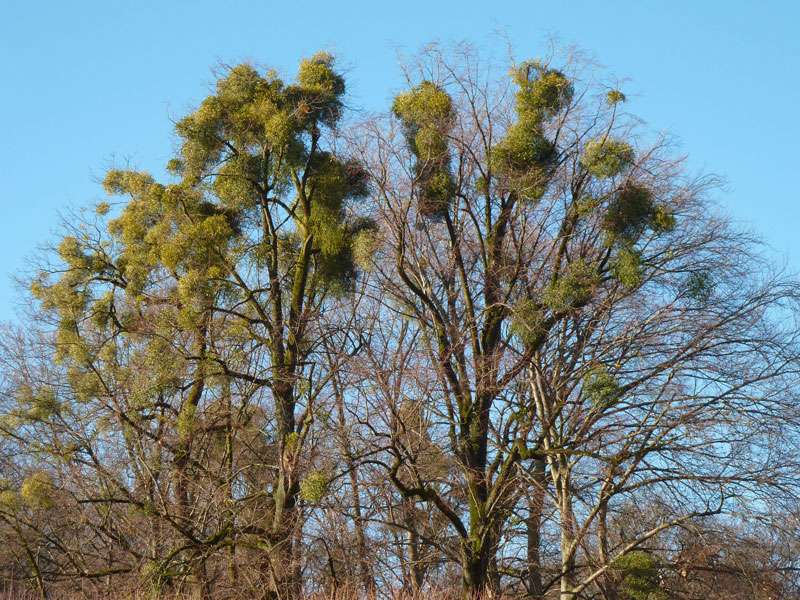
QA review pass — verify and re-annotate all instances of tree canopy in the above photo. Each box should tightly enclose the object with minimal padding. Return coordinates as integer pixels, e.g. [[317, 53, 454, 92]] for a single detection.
[[1, 45, 799, 600]]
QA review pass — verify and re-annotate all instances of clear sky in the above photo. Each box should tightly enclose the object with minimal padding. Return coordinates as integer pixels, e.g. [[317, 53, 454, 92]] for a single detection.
[[1, 1, 798, 319]]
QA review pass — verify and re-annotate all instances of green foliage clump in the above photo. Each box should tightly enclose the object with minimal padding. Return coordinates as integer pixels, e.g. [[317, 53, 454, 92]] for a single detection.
[[511, 61, 574, 121], [613, 246, 644, 288], [66, 367, 103, 403], [392, 81, 453, 129], [0, 490, 19, 512], [297, 153, 375, 291], [57, 236, 92, 270], [651, 205, 676, 233], [295, 52, 346, 127], [272, 232, 301, 270], [604, 182, 654, 241], [603, 182, 676, 244], [575, 194, 601, 217], [686, 271, 714, 303], [17, 384, 60, 421], [418, 170, 455, 217], [140, 559, 170, 594], [0, 480, 20, 512], [350, 218, 380, 272], [491, 125, 555, 201], [583, 366, 621, 409], [613, 551, 667, 600], [309, 152, 369, 214], [316, 248, 355, 294], [161, 213, 235, 272], [211, 154, 262, 209], [87, 58, 365, 313], [607, 89, 626, 104], [300, 470, 329, 503], [491, 61, 570, 202], [493, 123, 555, 172], [542, 259, 599, 313], [510, 299, 547, 347], [103, 170, 156, 197], [173, 55, 344, 187], [581, 138, 635, 179], [20, 471, 54, 510], [393, 81, 455, 218]]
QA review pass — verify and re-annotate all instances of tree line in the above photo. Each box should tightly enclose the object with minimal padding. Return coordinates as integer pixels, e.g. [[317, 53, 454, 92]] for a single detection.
[[1, 44, 799, 599]]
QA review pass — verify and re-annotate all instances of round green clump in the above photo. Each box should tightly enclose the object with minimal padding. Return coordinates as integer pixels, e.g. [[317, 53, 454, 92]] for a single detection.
[[20, 471, 54, 510], [581, 138, 635, 179], [685, 271, 714, 303], [512, 62, 574, 120], [414, 127, 449, 161], [166, 158, 183, 176], [493, 124, 555, 173], [392, 81, 453, 131], [603, 182, 676, 244], [603, 182, 656, 242], [102, 169, 156, 197], [315, 245, 356, 295], [350, 219, 380, 272], [612, 246, 643, 289], [512, 169, 551, 202], [542, 259, 600, 313], [491, 123, 555, 202], [0, 490, 19, 511], [140, 559, 169, 593], [418, 169, 455, 218], [284, 432, 300, 455], [612, 551, 666, 600], [583, 366, 621, 409], [211, 154, 262, 209], [215, 63, 262, 106], [651, 205, 676, 233], [510, 299, 547, 347], [490, 60, 570, 202], [297, 52, 344, 97], [295, 52, 345, 126], [300, 470, 329, 503], [26, 387, 61, 421], [309, 207, 348, 257], [607, 90, 626, 105], [393, 82, 455, 218], [575, 195, 601, 217]]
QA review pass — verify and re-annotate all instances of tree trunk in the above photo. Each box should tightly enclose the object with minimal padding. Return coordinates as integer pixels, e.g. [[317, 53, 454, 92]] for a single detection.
[[461, 545, 491, 599], [264, 473, 300, 600], [557, 470, 577, 600], [460, 414, 495, 599], [527, 458, 546, 598], [597, 502, 619, 600]]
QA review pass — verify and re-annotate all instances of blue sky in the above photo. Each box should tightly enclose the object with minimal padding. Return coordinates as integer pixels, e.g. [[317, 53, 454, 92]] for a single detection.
[[1, 1, 798, 319]]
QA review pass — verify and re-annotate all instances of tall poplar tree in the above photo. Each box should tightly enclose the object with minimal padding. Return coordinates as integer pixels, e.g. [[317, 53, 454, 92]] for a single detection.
[[28, 53, 372, 599]]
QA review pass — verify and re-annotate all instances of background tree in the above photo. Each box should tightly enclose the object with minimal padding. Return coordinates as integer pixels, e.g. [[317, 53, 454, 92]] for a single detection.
[[352, 44, 800, 598]]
